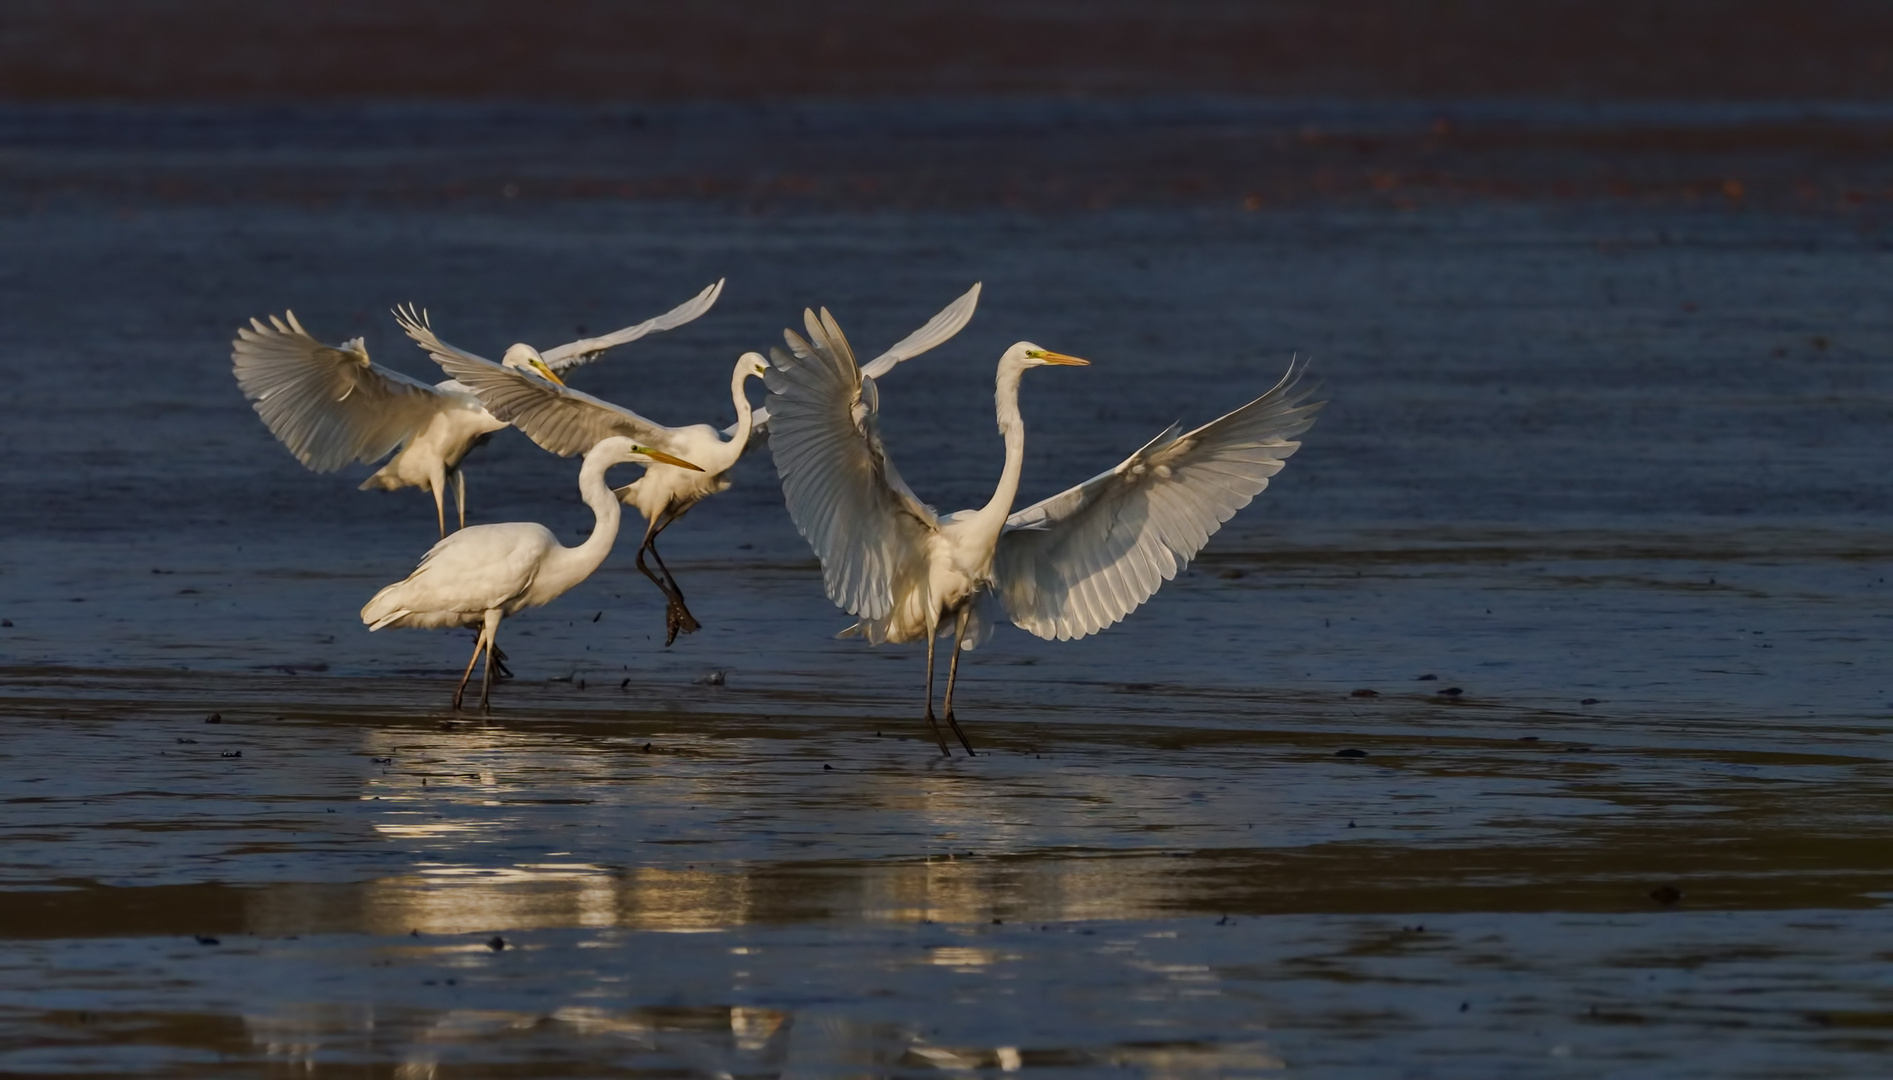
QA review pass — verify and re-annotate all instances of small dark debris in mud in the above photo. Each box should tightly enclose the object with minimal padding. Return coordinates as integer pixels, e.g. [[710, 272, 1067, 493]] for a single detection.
[[176, 737, 196, 744], [205, 713, 222, 723], [1216, 915, 1231, 925], [1581, 697, 1601, 705], [1217, 569, 1245, 579], [1439, 687, 1464, 697], [1460, 1001, 1471, 1013], [698, 670, 726, 686], [642, 743, 654, 753], [1335, 748, 1369, 758], [1122, 682, 1157, 691], [1349, 688, 1379, 698], [591, 611, 601, 623], [0, 619, 11, 627], [177, 588, 200, 595], [193, 935, 220, 946], [991, 918, 1003, 925], [151, 568, 173, 574], [1347, 820, 1357, 828], [1403, 924, 1426, 933], [1519, 735, 1539, 741], [1650, 885, 1684, 906], [1417, 673, 1438, 681], [486, 936, 507, 952], [371, 757, 391, 765], [1811, 334, 1830, 350], [577, 679, 586, 690], [410, 929, 421, 937], [221, 751, 242, 758], [823, 763, 833, 771], [620, 678, 630, 689]]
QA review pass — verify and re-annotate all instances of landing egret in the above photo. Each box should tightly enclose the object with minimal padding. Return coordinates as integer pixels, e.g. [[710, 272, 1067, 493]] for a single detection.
[[230, 281, 721, 536], [361, 436, 703, 712], [764, 310, 1322, 755], [398, 283, 983, 644]]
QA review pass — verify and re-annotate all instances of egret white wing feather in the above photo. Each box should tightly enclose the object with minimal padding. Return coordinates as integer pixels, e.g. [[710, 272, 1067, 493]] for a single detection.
[[763, 308, 937, 621], [404, 318, 681, 457], [993, 359, 1322, 641], [739, 282, 981, 438], [539, 279, 724, 372], [232, 312, 446, 472]]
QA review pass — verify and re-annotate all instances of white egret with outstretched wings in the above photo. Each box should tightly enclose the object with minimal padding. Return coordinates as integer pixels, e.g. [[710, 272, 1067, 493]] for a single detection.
[[362, 437, 702, 712], [764, 308, 1322, 755], [230, 280, 721, 536], [399, 283, 982, 644]]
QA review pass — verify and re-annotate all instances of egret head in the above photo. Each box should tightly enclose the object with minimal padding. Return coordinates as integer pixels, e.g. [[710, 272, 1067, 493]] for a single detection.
[[739, 351, 769, 378], [592, 435, 703, 472], [501, 343, 566, 386], [1006, 342, 1091, 369]]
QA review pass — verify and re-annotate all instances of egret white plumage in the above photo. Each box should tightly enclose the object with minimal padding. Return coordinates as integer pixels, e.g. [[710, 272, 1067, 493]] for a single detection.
[[398, 283, 983, 644], [230, 280, 722, 536], [361, 436, 703, 712], [764, 310, 1322, 755]]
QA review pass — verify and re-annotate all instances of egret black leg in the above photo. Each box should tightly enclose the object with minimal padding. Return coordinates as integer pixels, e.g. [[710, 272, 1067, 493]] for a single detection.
[[477, 619, 499, 714], [452, 631, 488, 711], [922, 626, 951, 756], [941, 609, 976, 756], [646, 535, 701, 644]]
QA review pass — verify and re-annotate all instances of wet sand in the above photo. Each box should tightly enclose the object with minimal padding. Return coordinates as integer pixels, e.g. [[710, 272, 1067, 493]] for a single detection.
[[2, 103, 1891, 1075]]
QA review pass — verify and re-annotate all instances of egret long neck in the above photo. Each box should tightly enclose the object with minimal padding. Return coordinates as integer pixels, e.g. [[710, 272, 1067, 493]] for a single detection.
[[540, 452, 625, 593], [967, 361, 1029, 545], [724, 363, 759, 461]]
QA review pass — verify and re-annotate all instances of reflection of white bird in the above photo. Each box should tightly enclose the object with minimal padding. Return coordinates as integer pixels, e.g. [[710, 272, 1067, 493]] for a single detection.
[[361, 436, 703, 712], [400, 283, 982, 644], [764, 310, 1322, 755], [230, 281, 722, 536]]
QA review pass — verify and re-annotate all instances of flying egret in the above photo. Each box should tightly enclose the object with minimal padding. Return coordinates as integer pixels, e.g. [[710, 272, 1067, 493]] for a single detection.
[[230, 280, 722, 536], [361, 436, 703, 712], [764, 310, 1322, 756], [397, 283, 983, 645]]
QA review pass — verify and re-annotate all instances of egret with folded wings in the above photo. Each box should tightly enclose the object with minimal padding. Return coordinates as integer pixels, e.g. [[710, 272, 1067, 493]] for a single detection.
[[763, 309, 1322, 756], [231, 280, 722, 536], [400, 283, 983, 645]]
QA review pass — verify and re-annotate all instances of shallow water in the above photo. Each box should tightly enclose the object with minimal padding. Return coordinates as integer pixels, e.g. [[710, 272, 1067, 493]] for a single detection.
[[2, 102, 1890, 1076]]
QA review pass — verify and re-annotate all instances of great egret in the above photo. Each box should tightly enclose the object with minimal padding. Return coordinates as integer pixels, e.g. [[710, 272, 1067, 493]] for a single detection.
[[230, 281, 722, 536], [764, 310, 1322, 756], [397, 283, 983, 644], [361, 436, 703, 712]]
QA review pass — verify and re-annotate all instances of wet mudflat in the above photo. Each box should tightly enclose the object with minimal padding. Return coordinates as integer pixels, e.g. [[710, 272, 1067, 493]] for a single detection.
[[2, 102, 1891, 1076]]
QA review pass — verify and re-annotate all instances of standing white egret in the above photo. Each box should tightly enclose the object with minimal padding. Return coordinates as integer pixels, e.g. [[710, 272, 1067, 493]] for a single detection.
[[230, 280, 722, 536], [361, 436, 703, 712], [764, 310, 1322, 755], [397, 283, 983, 644]]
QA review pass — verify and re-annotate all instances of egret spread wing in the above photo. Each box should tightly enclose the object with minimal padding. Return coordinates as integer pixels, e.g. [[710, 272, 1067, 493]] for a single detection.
[[538, 279, 724, 372], [403, 312, 680, 457], [742, 282, 980, 438], [232, 312, 445, 472], [763, 308, 937, 621], [858, 282, 981, 381], [992, 359, 1323, 641]]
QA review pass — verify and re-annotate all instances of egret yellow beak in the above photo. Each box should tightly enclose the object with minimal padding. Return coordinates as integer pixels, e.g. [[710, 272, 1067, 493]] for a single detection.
[[529, 358, 567, 386], [635, 446, 704, 471], [1028, 349, 1090, 366]]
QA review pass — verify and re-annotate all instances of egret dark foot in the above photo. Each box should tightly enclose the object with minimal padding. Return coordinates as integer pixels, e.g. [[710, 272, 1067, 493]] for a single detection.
[[490, 646, 514, 680], [944, 712, 977, 756], [922, 711, 952, 756], [663, 601, 701, 647]]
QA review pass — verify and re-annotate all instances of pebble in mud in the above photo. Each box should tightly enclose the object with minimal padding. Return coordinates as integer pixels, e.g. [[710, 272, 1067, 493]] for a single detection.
[[1416, 674, 1438, 681], [1649, 885, 1684, 906], [487, 936, 507, 951], [1349, 688, 1379, 697], [1335, 748, 1368, 758]]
